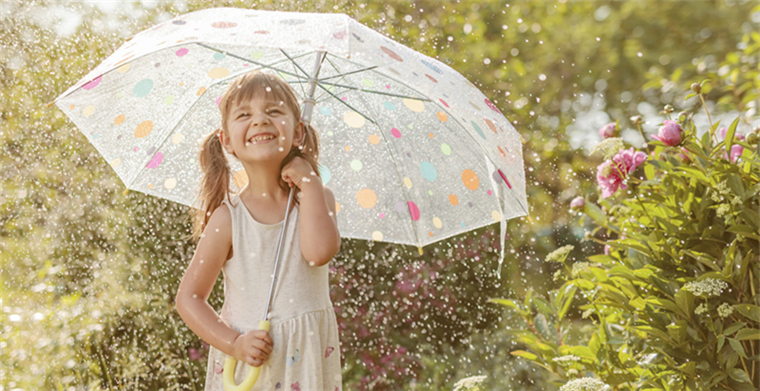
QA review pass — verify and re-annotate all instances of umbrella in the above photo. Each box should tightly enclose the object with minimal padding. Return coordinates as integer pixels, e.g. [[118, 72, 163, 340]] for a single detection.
[[53, 7, 528, 390]]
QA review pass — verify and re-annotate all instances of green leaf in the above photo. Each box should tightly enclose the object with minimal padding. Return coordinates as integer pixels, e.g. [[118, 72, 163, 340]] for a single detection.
[[734, 304, 760, 321], [583, 202, 608, 227], [734, 328, 760, 341], [728, 368, 752, 384], [682, 250, 720, 271], [557, 285, 576, 321], [721, 322, 746, 336], [674, 289, 694, 319], [565, 346, 596, 360], [724, 116, 740, 160], [684, 92, 697, 101], [489, 298, 521, 312], [645, 163, 655, 180], [728, 338, 748, 358], [510, 350, 539, 361]]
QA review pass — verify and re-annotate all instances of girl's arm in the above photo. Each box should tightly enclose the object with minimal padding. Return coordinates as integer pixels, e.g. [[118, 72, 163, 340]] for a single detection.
[[297, 181, 341, 267], [175, 205, 253, 358]]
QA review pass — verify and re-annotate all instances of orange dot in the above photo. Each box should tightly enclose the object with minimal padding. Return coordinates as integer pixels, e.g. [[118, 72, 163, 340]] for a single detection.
[[356, 188, 377, 209], [69, 104, 75, 110], [449, 194, 459, 206], [437, 111, 448, 122], [197, 87, 207, 96], [429, 231, 434, 237], [134, 120, 154, 138], [233, 169, 248, 189], [485, 118, 497, 133], [148, 183, 154, 189], [179, 81, 185, 86], [462, 169, 479, 191], [344, 145, 351, 152], [114, 114, 125, 125], [335, 202, 341, 214], [428, 133, 434, 138], [498, 145, 506, 157], [368, 134, 380, 145]]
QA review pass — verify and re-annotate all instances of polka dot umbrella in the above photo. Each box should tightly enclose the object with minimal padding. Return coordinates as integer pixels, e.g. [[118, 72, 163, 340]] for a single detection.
[[55, 8, 527, 283]]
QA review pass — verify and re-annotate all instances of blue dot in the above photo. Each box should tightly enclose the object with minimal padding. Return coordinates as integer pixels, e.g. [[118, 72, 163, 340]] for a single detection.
[[460, 222, 466, 228], [471, 121, 486, 139], [383, 102, 396, 111], [133, 79, 154, 97], [213, 52, 226, 60], [420, 161, 437, 182], [318, 164, 331, 185], [319, 106, 332, 116]]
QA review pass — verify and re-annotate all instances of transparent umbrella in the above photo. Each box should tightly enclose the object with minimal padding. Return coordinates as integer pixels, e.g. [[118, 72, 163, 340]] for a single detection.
[[54, 7, 528, 390]]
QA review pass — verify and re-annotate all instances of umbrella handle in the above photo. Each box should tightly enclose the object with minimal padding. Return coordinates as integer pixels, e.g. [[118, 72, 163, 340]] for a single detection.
[[223, 320, 271, 391]]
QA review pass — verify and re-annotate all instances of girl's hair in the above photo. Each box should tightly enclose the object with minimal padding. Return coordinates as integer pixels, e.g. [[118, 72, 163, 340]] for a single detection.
[[191, 70, 321, 242]]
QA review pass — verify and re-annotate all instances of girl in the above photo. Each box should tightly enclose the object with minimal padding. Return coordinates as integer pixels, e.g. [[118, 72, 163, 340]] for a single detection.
[[176, 70, 342, 391]]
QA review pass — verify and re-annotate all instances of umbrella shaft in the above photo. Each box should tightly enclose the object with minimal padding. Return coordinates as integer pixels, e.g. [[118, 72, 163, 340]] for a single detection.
[[301, 51, 326, 125], [262, 186, 295, 320]]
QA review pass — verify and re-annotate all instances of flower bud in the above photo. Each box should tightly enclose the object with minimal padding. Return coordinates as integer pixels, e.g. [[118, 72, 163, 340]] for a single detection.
[[664, 104, 675, 113], [690, 83, 701, 93], [570, 197, 585, 210], [746, 131, 759, 144], [598, 122, 617, 139], [629, 115, 642, 125], [677, 111, 688, 122], [653, 120, 683, 146]]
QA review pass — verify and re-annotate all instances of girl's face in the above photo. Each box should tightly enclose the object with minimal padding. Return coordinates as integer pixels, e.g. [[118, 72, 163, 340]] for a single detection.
[[223, 95, 303, 164]]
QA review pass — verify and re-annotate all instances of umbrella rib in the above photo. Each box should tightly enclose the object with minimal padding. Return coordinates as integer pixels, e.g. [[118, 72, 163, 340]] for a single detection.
[[279, 49, 311, 79], [317, 65, 378, 81], [313, 83, 377, 126], [288, 79, 431, 101], [196, 43, 309, 81]]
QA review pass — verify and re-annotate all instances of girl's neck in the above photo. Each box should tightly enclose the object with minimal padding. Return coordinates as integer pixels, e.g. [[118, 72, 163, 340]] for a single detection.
[[240, 161, 289, 201]]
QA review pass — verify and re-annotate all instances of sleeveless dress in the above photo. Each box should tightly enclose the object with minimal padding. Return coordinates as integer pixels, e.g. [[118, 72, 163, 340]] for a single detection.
[[203, 194, 342, 391]]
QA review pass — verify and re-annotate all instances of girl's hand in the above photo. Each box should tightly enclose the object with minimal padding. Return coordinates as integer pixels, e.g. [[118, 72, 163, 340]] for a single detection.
[[232, 330, 273, 367], [281, 156, 319, 190]]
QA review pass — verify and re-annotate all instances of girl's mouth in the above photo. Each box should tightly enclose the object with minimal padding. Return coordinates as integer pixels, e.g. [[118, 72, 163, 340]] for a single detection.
[[247, 134, 276, 145]]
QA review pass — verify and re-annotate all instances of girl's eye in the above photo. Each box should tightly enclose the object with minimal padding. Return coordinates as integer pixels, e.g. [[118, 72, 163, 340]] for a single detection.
[[267, 109, 282, 115], [237, 112, 249, 119]]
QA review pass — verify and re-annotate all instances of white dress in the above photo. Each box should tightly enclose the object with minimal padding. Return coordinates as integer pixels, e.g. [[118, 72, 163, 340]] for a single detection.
[[204, 194, 342, 391]]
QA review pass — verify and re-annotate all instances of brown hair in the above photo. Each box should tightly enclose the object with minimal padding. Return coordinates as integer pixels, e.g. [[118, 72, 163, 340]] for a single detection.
[[191, 70, 321, 242]]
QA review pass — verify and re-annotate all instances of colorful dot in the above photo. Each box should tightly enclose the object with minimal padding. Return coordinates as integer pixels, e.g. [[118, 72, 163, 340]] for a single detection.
[[492, 210, 502, 221], [437, 111, 448, 122], [164, 177, 177, 189], [439, 98, 449, 108], [171, 133, 184, 144], [428, 133, 434, 138], [407, 201, 420, 221], [420, 161, 437, 182], [362, 79, 374, 87], [146, 152, 163, 169], [319, 106, 332, 116], [176, 48, 188, 57], [344, 111, 365, 128], [133, 79, 154, 97], [379, 213, 385, 218], [391, 128, 401, 138], [82, 76, 102, 90], [403, 99, 425, 112], [471, 121, 486, 139], [383, 102, 396, 111], [114, 114, 125, 125], [357, 188, 377, 209], [485, 118, 498, 133], [117, 64, 130, 73], [208, 68, 229, 79], [368, 134, 380, 145], [83, 105, 95, 117], [110, 158, 121, 168], [403, 177, 412, 188], [372, 231, 383, 241], [213, 52, 226, 60], [164, 95, 175, 105], [462, 169, 479, 191], [433, 217, 442, 229], [350, 159, 363, 171], [318, 164, 331, 185], [380, 46, 403, 61], [449, 194, 459, 206], [134, 120, 154, 138], [211, 21, 237, 28], [233, 170, 248, 189], [441, 143, 451, 155], [197, 87, 207, 96]]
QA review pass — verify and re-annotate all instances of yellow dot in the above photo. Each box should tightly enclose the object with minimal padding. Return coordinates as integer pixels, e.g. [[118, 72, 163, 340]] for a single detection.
[[164, 177, 177, 189], [437, 111, 448, 122], [233, 169, 248, 189], [171, 133, 184, 144], [83, 105, 95, 117], [492, 210, 502, 221], [208, 67, 230, 79], [134, 120, 154, 138], [117, 64, 130, 73], [403, 177, 412, 188], [335, 202, 341, 214], [69, 104, 75, 110], [403, 98, 425, 112], [372, 231, 383, 241], [356, 188, 377, 209], [110, 158, 121, 168], [462, 169, 479, 191], [368, 134, 380, 145], [344, 111, 365, 128], [433, 217, 442, 229], [449, 194, 459, 206], [114, 114, 125, 125]]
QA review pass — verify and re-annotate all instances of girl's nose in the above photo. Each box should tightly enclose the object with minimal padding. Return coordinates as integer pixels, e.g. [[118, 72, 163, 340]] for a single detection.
[[251, 112, 270, 127]]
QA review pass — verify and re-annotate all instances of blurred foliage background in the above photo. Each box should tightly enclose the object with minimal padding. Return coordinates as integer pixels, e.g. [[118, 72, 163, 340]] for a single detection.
[[1, 0, 757, 390]]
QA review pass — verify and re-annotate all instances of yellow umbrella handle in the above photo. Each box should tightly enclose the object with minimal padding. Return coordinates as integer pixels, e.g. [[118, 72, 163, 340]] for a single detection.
[[223, 320, 271, 391]]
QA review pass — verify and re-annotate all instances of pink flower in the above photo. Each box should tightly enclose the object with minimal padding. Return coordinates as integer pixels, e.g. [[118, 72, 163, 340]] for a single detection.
[[596, 147, 647, 198], [604, 245, 611, 255], [570, 197, 585, 210], [718, 127, 745, 141], [727, 144, 744, 162], [652, 120, 682, 146], [188, 347, 203, 361], [599, 122, 616, 139]]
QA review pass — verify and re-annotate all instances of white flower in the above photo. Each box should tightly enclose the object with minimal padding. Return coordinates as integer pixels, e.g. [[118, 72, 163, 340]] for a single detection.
[[453, 375, 487, 391], [553, 355, 581, 364], [694, 303, 708, 315], [559, 377, 607, 391], [567, 368, 579, 376], [581, 308, 594, 319], [716, 203, 731, 217], [717, 303, 734, 318], [731, 196, 743, 206], [682, 278, 728, 297], [546, 245, 574, 263], [571, 262, 591, 276]]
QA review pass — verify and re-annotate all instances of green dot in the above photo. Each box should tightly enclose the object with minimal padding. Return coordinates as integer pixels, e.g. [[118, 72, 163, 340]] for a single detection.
[[350, 159, 363, 171], [116, 92, 123, 98], [362, 78, 374, 87], [189, 158, 195, 163], [407, 124, 413, 129], [164, 95, 175, 105], [441, 143, 451, 155], [251, 51, 264, 59], [327, 131, 334, 136], [428, 190, 433, 196]]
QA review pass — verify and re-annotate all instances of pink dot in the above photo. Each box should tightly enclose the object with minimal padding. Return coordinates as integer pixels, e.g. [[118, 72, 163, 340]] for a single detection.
[[487, 190, 492, 195], [385, 85, 391, 89], [82, 75, 102, 90], [175, 48, 188, 57], [216, 96, 222, 106], [243, 63, 249, 67], [146, 152, 164, 169], [341, 97, 347, 101], [379, 213, 385, 219], [439, 98, 449, 108], [133, 147, 139, 152], [407, 201, 420, 221], [391, 128, 401, 138]]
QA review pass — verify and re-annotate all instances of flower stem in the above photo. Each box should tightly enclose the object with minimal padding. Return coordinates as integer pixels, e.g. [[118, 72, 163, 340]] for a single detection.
[[636, 124, 649, 150], [699, 94, 715, 139]]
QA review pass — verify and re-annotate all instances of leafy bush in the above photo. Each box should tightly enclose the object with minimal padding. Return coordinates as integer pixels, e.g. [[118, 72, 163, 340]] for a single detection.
[[492, 82, 759, 389]]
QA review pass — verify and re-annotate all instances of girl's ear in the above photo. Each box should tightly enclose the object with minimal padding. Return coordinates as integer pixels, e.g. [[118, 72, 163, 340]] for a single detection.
[[219, 130, 234, 154], [293, 121, 306, 147]]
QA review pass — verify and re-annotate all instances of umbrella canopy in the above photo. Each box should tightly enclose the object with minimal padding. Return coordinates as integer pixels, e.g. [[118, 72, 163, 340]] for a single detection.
[[54, 7, 528, 271]]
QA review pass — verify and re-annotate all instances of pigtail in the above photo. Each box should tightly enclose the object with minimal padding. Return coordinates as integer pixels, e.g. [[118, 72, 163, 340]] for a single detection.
[[192, 129, 231, 242]]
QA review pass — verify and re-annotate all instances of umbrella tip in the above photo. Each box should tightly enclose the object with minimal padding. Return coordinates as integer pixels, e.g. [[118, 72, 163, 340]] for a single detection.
[[123, 189, 129, 196], [418, 246, 423, 255]]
